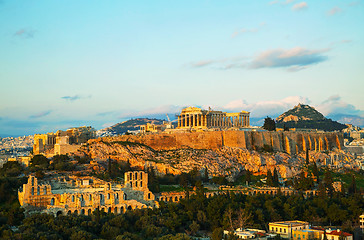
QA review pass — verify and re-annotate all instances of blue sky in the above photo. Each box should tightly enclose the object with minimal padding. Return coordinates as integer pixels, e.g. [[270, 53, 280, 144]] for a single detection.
[[0, 0, 363, 136]]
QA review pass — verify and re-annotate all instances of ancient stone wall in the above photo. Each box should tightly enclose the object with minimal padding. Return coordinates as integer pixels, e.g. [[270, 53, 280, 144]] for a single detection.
[[104, 130, 343, 154]]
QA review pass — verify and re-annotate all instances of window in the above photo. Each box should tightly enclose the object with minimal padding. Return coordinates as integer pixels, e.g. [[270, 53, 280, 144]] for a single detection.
[[303, 235, 305, 239], [89, 195, 92, 201], [294, 234, 296, 237], [72, 195, 75, 202], [284, 229, 286, 233], [280, 228, 282, 233]]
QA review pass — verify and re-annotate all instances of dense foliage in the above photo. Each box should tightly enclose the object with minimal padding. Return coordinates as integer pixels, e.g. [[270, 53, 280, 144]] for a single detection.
[[262, 117, 276, 131], [0, 185, 363, 240]]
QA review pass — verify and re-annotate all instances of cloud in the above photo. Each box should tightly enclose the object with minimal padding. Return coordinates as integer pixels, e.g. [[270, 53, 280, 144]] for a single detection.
[[14, 28, 36, 38], [29, 110, 52, 119], [316, 95, 364, 116], [292, 2, 308, 11], [249, 47, 329, 70], [348, 1, 360, 7], [327, 7, 342, 16], [61, 95, 91, 101], [190, 60, 215, 68], [189, 47, 329, 71], [223, 96, 310, 118], [232, 28, 258, 38]]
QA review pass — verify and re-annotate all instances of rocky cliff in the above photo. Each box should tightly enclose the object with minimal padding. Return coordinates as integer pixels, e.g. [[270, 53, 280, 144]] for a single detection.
[[74, 130, 347, 179], [101, 130, 343, 155]]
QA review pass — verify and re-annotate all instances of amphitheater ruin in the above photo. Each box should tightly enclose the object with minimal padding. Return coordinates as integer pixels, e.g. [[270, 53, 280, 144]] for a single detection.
[[18, 171, 156, 216]]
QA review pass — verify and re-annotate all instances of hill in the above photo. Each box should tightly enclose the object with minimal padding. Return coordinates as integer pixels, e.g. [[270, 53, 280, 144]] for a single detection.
[[97, 118, 165, 136], [276, 104, 347, 131]]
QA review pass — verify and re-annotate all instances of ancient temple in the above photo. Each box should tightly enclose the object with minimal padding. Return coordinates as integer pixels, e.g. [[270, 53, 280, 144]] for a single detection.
[[177, 107, 250, 129]]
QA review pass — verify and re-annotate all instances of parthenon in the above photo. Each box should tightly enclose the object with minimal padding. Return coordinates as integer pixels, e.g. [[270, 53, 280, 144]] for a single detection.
[[177, 107, 250, 129]]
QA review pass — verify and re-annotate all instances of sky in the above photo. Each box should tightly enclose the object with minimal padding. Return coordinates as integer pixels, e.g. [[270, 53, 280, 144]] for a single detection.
[[0, 0, 363, 136]]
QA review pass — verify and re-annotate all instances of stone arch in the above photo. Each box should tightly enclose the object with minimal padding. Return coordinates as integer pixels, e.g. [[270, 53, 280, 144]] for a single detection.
[[115, 193, 119, 200], [130, 182, 133, 188], [31, 187, 34, 195], [135, 172, 138, 180], [37, 186, 40, 195], [89, 194, 92, 201], [56, 211, 63, 217], [81, 209, 85, 215], [140, 172, 143, 179], [120, 206, 124, 213], [101, 207, 105, 212], [127, 206, 132, 210], [129, 172, 132, 181], [140, 181, 143, 188], [88, 209, 92, 215], [124, 193, 127, 200], [51, 198, 55, 206], [31, 177, 35, 186], [108, 207, 111, 213], [67, 210, 71, 215], [135, 181, 138, 187], [74, 210, 78, 215], [114, 207, 118, 214], [148, 193, 151, 199], [72, 195, 75, 202], [43, 186, 47, 195], [174, 196, 178, 202]]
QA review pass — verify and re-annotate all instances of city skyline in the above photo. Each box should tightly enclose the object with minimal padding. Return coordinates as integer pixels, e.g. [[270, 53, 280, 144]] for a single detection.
[[0, 0, 363, 136]]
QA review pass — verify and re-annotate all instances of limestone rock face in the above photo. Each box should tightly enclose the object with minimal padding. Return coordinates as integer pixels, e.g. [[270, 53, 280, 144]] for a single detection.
[[73, 137, 353, 180]]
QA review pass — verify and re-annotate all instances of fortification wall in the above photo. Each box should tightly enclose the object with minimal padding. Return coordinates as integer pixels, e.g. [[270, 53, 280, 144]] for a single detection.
[[103, 130, 343, 154]]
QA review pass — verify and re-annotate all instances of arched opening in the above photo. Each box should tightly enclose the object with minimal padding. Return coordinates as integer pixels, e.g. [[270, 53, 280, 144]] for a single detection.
[[120, 206, 124, 213], [115, 193, 119, 199], [129, 172, 132, 180], [140, 181, 142, 187], [51, 198, 55, 206], [88, 209, 92, 215], [174, 196, 178, 202], [140, 172, 143, 179], [31, 187, 34, 196], [114, 207, 118, 214], [127, 206, 132, 211], [101, 207, 105, 212], [148, 193, 151, 199], [81, 209, 85, 215], [108, 207, 111, 213], [89, 194, 92, 201], [107, 193, 110, 199], [37, 187, 40, 195], [74, 210, 78, 215], [135, 181, 138, 187], [130, 182, 133, 187], [135, 172, 138, 180], [72, 195, 75, 202], [43, 186, 47, 195], [124, 193, 127, 200], [56, 211, 62, 217], [67, 210, 71, 215]]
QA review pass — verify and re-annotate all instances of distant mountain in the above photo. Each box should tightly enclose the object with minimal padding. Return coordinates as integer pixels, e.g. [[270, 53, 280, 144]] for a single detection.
[[97, 118, 165, 136], [328, 114, 364, 128], [276, 104, 347, 131]]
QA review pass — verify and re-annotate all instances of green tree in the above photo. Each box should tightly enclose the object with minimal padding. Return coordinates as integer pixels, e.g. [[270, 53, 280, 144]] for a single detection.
[[212, 227, 223, 240], [262, 117, 276, 131], [266, 170, 274, 187], [348, 175, 357, 194], [273, 168, 279, 187], [203, 167, 209, 183]]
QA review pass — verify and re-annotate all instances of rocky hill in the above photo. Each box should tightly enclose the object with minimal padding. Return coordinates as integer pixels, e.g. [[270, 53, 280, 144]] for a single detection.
[[73, 137, 352, 180], [97, 118, 165, 136], [276, 104, 347, 131]]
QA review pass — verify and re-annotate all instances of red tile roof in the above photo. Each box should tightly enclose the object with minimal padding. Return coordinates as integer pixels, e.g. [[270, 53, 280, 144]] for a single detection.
[[327, 230, 352, 237]]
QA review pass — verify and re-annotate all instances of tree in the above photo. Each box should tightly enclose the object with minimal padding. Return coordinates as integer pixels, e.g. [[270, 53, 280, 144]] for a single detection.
[[262, 117, 276, 131], [273, 168, 279, 187], [323, 230, 328, 240], [323, 170, 334, 196], [305, 148, 309, 165], [348, 175, 357, 194], [312, 161, 319, 183], [203, 167, 209, 183], [245, 170, 252, 184], [212, 228, 223, 240], [266, 170, 274, 187]]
